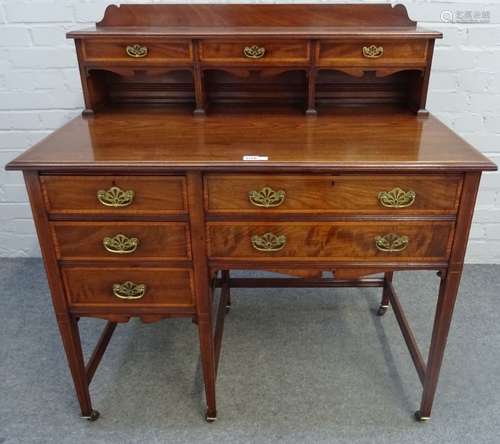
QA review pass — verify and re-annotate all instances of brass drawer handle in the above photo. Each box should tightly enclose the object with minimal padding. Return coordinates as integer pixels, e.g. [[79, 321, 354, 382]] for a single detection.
[[243, 45, 266, 59], [251, 232, 287, 252], [362, 45, 384, 58], [97, 186, 134, 207], [378, 187, 416, 208], [375, 233, 409, 252], [112, 281, 146, 300], [103, 234, 139, 254], [126, 44, 148, 58], [248, 187, 286, 208]]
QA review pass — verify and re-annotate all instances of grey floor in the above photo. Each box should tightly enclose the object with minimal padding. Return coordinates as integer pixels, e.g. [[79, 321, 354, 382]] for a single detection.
[[1, 259, 499, 444]]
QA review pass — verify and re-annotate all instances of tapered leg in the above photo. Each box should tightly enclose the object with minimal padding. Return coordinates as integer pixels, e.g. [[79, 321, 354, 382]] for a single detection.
[[222, 270, 231, 313], [377, 271, 393, 316], [416, 269, 462, 421], [187, 172, 218, 422], [198, 314, 217, 422], [56, 314, 99, 420]]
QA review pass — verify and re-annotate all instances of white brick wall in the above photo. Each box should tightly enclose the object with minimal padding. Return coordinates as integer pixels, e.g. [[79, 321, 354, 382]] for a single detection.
[[0, 0, 499, 261]]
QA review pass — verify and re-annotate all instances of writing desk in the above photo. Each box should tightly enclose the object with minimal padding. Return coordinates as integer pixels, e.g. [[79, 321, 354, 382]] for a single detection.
[[6, 4, 496, 423]]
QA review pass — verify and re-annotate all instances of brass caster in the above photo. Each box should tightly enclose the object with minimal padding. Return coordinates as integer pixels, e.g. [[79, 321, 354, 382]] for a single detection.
[[414, 411, 430, 422], [205, 410, 217, 423], [81, 410, 100, 422], [377, 305, 389, 316]]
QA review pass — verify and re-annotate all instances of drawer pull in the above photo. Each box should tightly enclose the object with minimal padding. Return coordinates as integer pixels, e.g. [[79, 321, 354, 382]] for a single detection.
[[375, 233, 409, 252], [112, 281, 146, 300], [248, 187, 286, 208], [362, 45, 384, 59], [378, 187, 416, 208], [97, 186, 134, 207], [251, 232, 287, 252], [243, 45, 266, 59], [103, 234, 139, 254], [126, 44, 148, 58]]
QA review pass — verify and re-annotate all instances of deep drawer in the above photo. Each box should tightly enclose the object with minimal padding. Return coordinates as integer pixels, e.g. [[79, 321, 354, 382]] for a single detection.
[[318, 39, 428, 67], [207, 221, 454, 262], [82, 39, 192, 64], [62, 268, 195, 307], [200, 39, 310, 64], [204, 174, 462, 215], [51, 222, 191, 261], [41, 176, 187, 216]]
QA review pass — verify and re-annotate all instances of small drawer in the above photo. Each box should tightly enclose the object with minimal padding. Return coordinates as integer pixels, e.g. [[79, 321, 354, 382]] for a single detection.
[[207, 221, 454, 262], [82, 39, 192, 64], [199, 39, 309, 64], [51, 222, 191, 261], [204, 174, 462, 215], [41, 176, 187, 216], [63, 268, 194, 307], [318, 40, 428, 67]]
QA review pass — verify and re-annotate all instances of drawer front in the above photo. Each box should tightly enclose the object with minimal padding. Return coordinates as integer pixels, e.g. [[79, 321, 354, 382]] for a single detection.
[[205, 175, 462, 215], [207, 222, 454, 262], [318, 40, 428, 67], [63, 268, 194, 307], [82, 39, 192, 64], [200, 40, 309, 64], [51, 222, 191, 261], [41, 176, 187, 216]]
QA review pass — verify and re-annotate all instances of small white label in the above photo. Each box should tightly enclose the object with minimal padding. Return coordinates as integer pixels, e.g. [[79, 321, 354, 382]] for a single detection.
[[243, 155, 269, 161]]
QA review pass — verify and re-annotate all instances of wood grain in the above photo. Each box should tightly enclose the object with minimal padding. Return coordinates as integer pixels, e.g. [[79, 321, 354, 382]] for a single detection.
[[6, 108, 496, 172], [62, 267, 195, 307], [207, 221, 454, 261], [40, 175, 187, 216], [205, 174, 462, 215], [94, 4, 419, 28], [318, 39, 428, 67], [200, 39, 309, 65], [83, 39, 192, 64], [51, 221, 191, 261]]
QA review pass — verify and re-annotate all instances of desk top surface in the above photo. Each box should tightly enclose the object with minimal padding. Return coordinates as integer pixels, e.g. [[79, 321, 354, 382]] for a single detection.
[[7, 105, 496, 173]]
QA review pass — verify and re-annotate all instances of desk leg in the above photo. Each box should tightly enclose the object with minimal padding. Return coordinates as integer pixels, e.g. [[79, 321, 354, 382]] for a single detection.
[[56, 314, 99, 421], [187, 171, 217, 422], [23, 172, 98, 421], [377, 271, 393, 316], [198, 313, 217, 422], [223, 270, 231, 313], [417, 172, 481, 421], [416, 269, 462, 421]]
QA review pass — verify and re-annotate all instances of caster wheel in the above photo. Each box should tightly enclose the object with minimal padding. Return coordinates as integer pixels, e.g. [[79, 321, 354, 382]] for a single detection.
[[414, 411, 429, 422], [377, 305, 388, 316], [225, 304, 231, 314], [205, 410, 217, 423], [82, 410, 100, 422]]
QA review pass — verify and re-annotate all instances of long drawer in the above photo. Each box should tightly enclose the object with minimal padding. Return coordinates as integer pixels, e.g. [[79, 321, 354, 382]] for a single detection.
[[51, 222, 191, 261], [62, 268, 195, 307], [205, 174, 462, 215], [41, 176, 187, 216], [207, 221, 454, 262]]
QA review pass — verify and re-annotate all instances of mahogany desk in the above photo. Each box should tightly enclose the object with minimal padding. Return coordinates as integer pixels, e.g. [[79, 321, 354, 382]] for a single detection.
[[6, 4, 497, 423]]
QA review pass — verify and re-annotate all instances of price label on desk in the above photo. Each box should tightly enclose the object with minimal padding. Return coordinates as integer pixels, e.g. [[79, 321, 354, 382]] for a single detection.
[[243, 155, 269, 161]]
